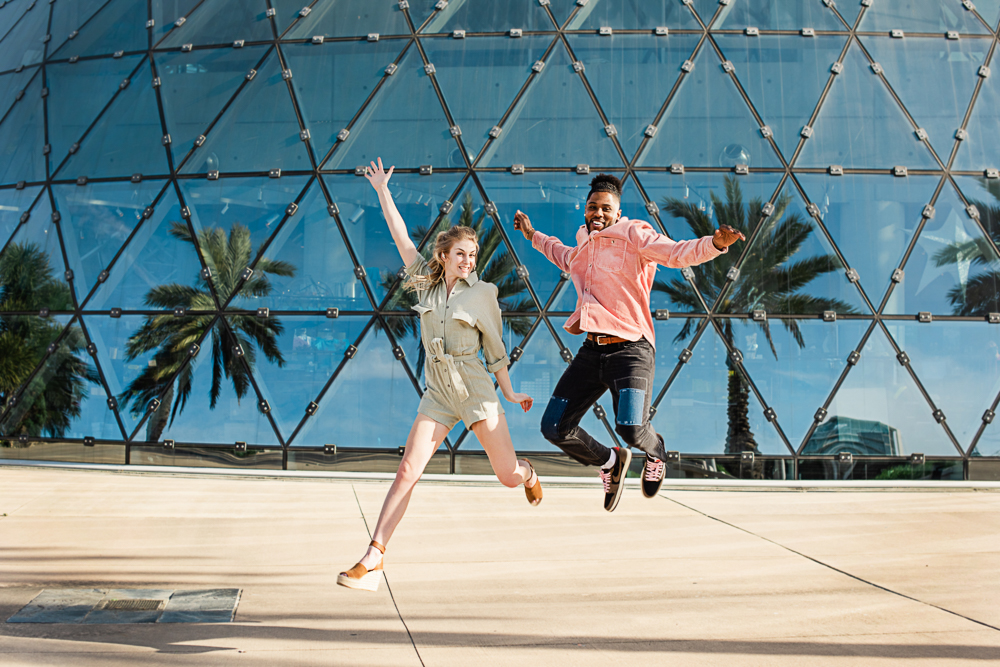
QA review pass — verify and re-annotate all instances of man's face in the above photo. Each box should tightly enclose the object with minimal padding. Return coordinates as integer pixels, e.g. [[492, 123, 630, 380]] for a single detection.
[[584, 191, 621, 233]]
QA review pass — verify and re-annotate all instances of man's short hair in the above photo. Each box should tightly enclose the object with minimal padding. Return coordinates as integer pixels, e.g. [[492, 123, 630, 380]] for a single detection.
[[588, 173, 622, 202]]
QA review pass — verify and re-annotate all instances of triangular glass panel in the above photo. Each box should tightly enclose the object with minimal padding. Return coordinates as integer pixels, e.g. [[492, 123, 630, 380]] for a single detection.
[[292, 318, 423, 449], [406, 0, 448, 31], [809, 325, 958, 456], [85, 188, 210, 311], [225, 179, 372, 311], [285, 40, 408, 162], [858, 0, 991, 34], [0, 184, 42, 250], [635, 46, 783, 169], [0, 313, 72, 419], [651, 318, 790, 455], [0, 317, 120, 440], [324, 45, 459, 170], [566, 0, 701, 29], [794, 43, 938, 169], [286, 0, 414, 37], [715, 0, 847, 30], [797, 173, 940, 310], [423, 35, 553, 158], [150, 0, 202, 45], [149, 319, 281, 446], [0, 1, 49, 72], [0, 72, 45, 185], [179, 50, 311, 174], [884, 320, 1000, 450], [49, 0, 148, 60], [247, 314, 371, 441], [46, 54, 145, 163], [862, 35, 985, 155], [0, 67, 35, 120], [569, 33, 700, 159], [0, 196, 74, 311], [321, 170, 464, 307], [160, 0, 273, 48], [54, 179, 167, 305], [423, 0, 559, 32], [479, 43, 624, 169], [733, 317, 871, 450], [886, 181, 1000, 315], [640, 171, 783, 310], [56, 59, 169, 181], [721, 180, 871, 316], [954, 174, 1000, 246], [157, 45, 270, 164], [953, 53, 1000, 172], [715, 34, 847, 160]]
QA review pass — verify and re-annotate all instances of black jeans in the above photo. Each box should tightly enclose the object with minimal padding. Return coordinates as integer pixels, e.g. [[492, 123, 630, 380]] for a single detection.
[[540, 338, 664, 466]]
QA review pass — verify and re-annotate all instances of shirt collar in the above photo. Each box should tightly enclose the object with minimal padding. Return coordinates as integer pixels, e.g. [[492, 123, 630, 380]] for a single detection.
[[463, 271, 479, 287]]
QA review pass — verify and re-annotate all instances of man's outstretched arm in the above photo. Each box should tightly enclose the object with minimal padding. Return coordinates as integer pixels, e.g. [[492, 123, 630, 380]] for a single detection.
[[513, 210, 575, 272], [632, 223, 745, 268]]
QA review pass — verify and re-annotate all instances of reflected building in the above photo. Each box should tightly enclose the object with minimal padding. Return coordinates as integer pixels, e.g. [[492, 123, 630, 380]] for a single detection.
[[1, 0, 1000, 480]]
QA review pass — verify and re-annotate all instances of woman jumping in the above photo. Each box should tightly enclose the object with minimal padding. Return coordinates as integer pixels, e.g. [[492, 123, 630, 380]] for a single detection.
[[338, 158, 542, 592]]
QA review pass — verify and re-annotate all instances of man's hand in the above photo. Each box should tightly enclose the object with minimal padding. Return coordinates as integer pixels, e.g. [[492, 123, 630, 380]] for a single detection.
[[713, 224, 746, 250], [513, 210, 535, 241]]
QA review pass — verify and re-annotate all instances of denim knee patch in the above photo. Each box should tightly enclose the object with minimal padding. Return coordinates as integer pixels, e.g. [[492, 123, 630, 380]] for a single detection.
[[541, 396, 569, 441], [616, 388, 645, 426]]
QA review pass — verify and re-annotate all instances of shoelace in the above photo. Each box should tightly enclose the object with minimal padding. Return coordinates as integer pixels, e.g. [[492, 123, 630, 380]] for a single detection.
[[644, 458, 665, 481], [599, 467, 611, 493]]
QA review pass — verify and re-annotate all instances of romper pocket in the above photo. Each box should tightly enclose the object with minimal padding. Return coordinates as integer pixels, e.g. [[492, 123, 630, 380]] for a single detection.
[[411, 304, 433, 316], [450, 308, 477, 327], [595, 237, 626, 271]]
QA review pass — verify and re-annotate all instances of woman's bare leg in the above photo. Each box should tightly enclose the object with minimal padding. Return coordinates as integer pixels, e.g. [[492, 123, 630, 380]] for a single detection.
[[470, 413, 532, 488], [356, 414, 450, 569]]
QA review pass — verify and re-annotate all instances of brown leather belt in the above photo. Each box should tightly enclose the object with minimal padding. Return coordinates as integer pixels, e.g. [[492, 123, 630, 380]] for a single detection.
[[587, 333, 630, 345]]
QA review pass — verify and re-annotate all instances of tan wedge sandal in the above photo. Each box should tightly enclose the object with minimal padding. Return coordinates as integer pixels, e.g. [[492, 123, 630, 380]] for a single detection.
[[337, 540, 385, 592], [524, 459, 543, 506]]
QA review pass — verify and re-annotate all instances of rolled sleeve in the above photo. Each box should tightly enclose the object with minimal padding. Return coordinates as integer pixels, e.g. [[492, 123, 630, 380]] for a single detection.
[[404, 253, 430, 277], [478, 283, 510, 373]]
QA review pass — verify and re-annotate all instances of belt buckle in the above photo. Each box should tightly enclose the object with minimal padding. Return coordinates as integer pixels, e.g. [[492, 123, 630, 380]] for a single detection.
[[596, 334, 608, 345]]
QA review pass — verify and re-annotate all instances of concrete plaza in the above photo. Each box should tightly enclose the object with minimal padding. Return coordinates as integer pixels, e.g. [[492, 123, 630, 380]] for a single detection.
[[0, 464, 998, 666]]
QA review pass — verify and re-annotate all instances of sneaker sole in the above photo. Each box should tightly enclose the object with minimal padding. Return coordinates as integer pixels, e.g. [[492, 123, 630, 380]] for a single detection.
[[337, 571, 382, 592], [605, 448, 632, 512]]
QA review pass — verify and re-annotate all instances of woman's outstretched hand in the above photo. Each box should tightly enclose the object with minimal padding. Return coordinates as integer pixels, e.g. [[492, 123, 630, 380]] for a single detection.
[[505, 392, 534, 412], [364, 157, 394, 189], [513, 210, 535, 241]]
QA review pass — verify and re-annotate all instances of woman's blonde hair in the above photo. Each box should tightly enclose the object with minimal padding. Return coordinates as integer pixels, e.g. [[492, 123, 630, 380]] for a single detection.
[[405, 225, 479, 291]]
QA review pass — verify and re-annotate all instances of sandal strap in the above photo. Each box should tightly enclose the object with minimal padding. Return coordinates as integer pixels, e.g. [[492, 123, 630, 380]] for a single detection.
[[370, 539, 386, 554]]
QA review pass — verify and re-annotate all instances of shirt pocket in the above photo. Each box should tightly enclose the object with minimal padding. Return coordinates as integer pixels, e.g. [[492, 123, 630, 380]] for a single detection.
[[411, 304, 433, 317], [595, 237, 626, 271], [450, 308, 477, 328]]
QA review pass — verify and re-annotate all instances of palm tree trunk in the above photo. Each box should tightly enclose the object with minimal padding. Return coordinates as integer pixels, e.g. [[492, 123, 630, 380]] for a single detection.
[[145, 382, 174, 442], [724, 360, 758, 455]]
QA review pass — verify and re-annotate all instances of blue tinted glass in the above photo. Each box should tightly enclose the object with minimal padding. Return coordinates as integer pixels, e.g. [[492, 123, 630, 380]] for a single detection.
[[0, 313, 72, 424], [150, 0, 202, 43], [566, 0, 700, 29], [228, 180, 376, 311], [0, 73, 45, 184], [56, 60, 170, 180], [858, 0, 991, 34], [955, 175, 1000, 250], [402, 0, 443, 31], [797, 173, 939, 309], [479, 43, 624, 169], [0, 0, 32, 40], [569, 33, 699, 159], [424, 0, 566, 32], [292, 320, 422, 448], [0, 1, 48, 71], [690, 0, 724, 26], [953, 54, 1000, 172], [0, 68, 31, 118], [735, 318, 871, 450], [49, 0, 148, 59], [286, 0, 412, 38], [722, 183, 870, 315], [179, 51, 311, 175], [250, 315, 372, 441], [285, 40, 409, 161], [862, 36, 985, 155], [150, 320, 281, 446], [157, 45, 270, 163], [0, 184, 42, 250], [55, 180, 166, 304], [322, 171, 464, 307], [885, 183, 1000, 315], [85, 188, 208, 311], [640, 171, 782, 310], [46, 55, 145, 162], [423, 35, 552, 158], [160, 0, 272, 48], [652, 318, 790, 455], [636, 46, 783, 169], [976, 0, 1000, 28], [546, 0, 580, 27], [795, 44, 938, 170], [0, 197, 73, 311], [715, 0, 847, 30], [812, 325, 959, 456], [886, 321, 1000, 449], [714, 34, 847, 160], [49, 0, 106, 53]]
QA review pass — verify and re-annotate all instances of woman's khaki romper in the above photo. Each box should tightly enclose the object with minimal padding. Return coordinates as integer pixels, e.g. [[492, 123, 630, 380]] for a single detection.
[[406, 255, 510, 429]]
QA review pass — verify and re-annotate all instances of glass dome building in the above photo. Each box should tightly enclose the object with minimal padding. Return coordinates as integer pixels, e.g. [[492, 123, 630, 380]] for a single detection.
[[1, 0, 999, 480]]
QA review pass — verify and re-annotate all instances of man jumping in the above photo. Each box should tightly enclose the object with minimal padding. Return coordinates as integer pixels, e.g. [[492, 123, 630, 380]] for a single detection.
[[513, 174, 744, 511]]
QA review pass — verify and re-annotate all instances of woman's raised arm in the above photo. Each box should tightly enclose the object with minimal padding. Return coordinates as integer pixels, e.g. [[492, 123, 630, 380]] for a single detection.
[[364, 157, 418, 267]]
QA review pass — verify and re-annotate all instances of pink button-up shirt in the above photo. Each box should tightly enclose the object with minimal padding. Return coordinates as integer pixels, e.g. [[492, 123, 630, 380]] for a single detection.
[[531, 218, 726, 348]]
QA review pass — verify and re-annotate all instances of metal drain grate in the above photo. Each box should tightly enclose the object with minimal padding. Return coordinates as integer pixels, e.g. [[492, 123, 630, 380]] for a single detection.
[[98, 599, 164, 611]]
